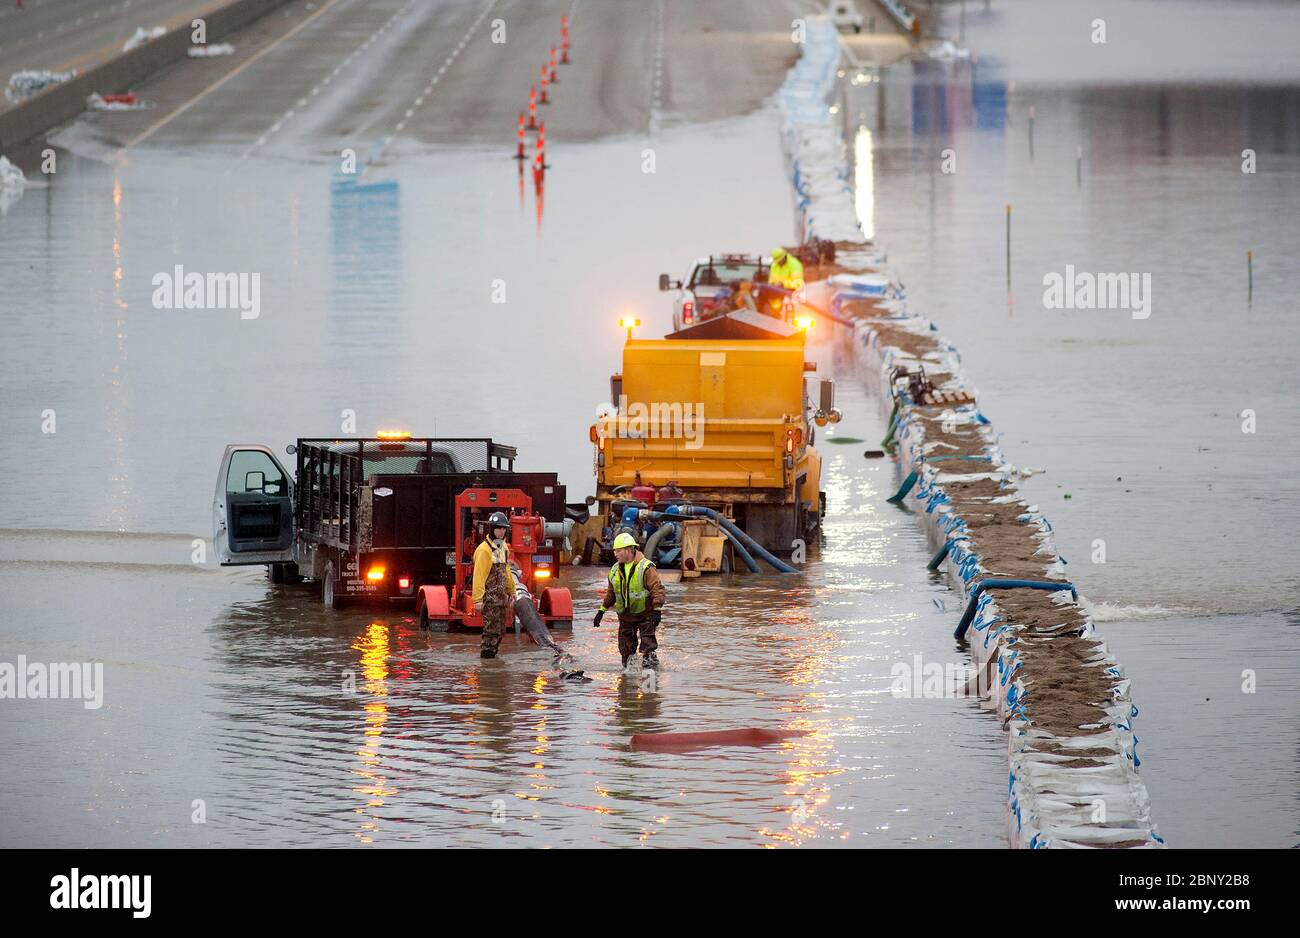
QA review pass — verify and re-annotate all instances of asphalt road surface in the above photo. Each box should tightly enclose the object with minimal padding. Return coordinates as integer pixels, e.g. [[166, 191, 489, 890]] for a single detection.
[[57, 0, 907, 156], [0, 0, 226, 109]]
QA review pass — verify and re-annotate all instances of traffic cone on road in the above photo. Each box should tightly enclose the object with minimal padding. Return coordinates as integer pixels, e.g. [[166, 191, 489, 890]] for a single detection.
[[527, 87, 538, 129], [514, 112, 527, 159]]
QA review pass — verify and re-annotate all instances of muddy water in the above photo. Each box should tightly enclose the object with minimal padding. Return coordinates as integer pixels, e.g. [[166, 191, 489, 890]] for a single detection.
[[0, 111, 1014, 846], [0, 378, 1010, 847], [842, 0, 1300, 847], [3, 0, 1296, 848]]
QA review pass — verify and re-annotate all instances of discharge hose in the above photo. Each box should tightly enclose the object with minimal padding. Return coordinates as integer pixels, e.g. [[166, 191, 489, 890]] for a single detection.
[[673, 506, 798, 574], [953, 578, 1079, 641]]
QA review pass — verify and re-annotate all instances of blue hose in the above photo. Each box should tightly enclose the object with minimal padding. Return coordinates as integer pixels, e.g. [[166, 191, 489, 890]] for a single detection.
[[645, 510, 759, 573], [673, 506, 797, 574], [887, 469, 918, 504], [721, 528, 761, 573], [953, 579, 1078, 641], [926, 541, 950, 571]]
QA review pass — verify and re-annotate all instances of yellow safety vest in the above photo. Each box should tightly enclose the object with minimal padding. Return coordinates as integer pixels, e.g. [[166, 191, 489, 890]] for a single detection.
[[769, 255, 804, 291], [608, 558, 653, 615]]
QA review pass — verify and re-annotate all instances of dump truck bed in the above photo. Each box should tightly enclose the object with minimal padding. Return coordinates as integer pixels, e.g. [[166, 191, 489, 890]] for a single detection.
[[600, 338, 809, 494], [294, 438, 563, 553]]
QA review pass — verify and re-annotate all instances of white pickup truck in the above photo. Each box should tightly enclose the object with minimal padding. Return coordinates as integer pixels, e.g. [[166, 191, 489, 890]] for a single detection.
[[658, 254, 774, 332]]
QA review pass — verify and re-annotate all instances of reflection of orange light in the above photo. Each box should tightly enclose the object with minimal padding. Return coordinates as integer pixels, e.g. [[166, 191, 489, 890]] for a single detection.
[[367, 566, 386, 581]]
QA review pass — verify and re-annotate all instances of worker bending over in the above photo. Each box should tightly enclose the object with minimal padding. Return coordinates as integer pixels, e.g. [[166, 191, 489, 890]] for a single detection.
[[767, 247, 805, 314], [472, 511, 516, 659], [593, 532, 666, 670]]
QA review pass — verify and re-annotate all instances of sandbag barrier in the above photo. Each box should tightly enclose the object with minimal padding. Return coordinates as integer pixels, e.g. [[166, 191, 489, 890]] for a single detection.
[[774, 17, 1163, 849]]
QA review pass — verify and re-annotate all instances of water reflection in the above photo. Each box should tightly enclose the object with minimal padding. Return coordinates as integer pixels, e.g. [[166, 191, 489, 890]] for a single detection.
[[351, 622, 392, 845], [330, 177, 401, 331], [195, 403, 1009, 848]]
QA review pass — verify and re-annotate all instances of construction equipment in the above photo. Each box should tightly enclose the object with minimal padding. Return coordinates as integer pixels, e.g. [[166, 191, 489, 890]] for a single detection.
[[591, 332, 836, 556], [415, 487, 572, 631]]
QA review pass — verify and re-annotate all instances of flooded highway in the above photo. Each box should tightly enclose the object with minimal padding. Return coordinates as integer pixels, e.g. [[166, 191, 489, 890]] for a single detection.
[[0, 379, 1012, 848], [1, 0, 1297, 851]]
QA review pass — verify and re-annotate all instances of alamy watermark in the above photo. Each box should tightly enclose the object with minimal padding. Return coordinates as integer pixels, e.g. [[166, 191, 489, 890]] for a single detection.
[[1042, 265, 1151, 320], [889, 655, 989, 699], [50, 869, 150, 918], [1, 656, 103, 709], [151, 265, 261, 320], [596, 395, 705, 450]]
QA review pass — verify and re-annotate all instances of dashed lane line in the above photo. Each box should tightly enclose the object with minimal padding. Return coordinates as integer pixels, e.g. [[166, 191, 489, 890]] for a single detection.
[[125, 0, 346, 149]]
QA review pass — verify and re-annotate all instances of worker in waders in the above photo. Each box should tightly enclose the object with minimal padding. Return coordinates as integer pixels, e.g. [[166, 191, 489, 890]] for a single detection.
[[593, 532, 667, 670], [767, 247, 804, 316], [473, 511, 516, 659]]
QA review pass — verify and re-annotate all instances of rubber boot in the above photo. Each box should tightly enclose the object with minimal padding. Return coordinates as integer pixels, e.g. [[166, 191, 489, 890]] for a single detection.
[[481, 649, 497, 659], [642, 651, 659, 670]]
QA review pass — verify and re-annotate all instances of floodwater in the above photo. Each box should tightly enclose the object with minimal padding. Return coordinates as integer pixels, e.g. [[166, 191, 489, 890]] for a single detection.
[[842, 0, 1300, 846], [1, 0, 1297, 848], [0, 379, 1011, 847], [0, 109, 1014, 846]]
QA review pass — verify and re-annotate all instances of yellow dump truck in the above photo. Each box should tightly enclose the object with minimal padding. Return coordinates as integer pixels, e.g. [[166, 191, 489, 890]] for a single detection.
[[591, 324, 838, 554]]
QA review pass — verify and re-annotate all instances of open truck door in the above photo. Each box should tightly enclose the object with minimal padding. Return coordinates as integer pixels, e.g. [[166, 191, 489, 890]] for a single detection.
[[214, 444, 295, 566]]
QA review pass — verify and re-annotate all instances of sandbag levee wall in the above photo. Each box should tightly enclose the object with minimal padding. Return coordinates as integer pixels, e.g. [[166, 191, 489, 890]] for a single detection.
[[777, 16, 1163, 848], [0, 0, 293, 156]]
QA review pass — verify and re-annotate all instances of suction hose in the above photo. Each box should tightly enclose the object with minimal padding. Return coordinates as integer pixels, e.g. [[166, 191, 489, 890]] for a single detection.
[[642, 521, 679, 565], [674, 506, 798, 574]]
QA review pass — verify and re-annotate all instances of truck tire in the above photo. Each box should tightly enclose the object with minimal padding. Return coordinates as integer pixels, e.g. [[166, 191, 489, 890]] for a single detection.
[[323, 563, 346, 610], [269, 563, 284, 584]]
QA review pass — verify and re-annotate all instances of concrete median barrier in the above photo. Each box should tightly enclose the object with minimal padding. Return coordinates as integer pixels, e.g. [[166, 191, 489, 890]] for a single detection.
[[0, 0, 292, 155]]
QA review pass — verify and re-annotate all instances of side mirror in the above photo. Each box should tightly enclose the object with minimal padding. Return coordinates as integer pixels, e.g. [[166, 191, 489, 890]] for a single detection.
[[285, 444, 297, 455], [658, 273, 671, 291], [245, 470, 266, 493]]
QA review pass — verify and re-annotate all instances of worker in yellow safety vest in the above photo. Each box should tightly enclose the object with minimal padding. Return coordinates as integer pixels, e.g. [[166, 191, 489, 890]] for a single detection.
[[593, 531, 667, 670], [767, 247, 804, 314], [472, 511, 517, 659]]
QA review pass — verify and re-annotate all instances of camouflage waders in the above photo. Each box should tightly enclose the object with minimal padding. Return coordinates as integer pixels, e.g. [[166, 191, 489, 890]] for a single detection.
[[480, 557, 510, 658], [617, 613, 657, 665]]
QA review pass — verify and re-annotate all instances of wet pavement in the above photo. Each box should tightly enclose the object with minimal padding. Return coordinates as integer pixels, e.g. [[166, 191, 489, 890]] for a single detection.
[[0, 378, 1013, 848], [1, 0, 1296, 848]]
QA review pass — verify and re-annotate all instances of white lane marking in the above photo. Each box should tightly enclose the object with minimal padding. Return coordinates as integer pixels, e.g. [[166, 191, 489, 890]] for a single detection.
[[649, 0, 665, 135], [240, 0, 419, 159], [359, 0, 497, 174], [128, 0, 347, 148]]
